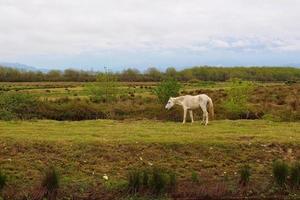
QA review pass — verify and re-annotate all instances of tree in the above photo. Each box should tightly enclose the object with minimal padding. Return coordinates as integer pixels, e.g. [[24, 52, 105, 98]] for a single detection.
[[145, 67, 163, 81], [165, 67, 177, 79], [119, 68, 141, 82], [63, 69, 80, 81], [47, 70, 62, 81]]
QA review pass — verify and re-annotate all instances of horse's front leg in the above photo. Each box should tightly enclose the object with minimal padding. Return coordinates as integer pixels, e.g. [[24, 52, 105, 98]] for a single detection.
[[201, 111, 205, 124], [182, 108, 187, 124]]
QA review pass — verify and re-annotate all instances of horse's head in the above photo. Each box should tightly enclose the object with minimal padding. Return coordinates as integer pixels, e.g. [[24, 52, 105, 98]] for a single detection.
[[165, 97, 175, 110]]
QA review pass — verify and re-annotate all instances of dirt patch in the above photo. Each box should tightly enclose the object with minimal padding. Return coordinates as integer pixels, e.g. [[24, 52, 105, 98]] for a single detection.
[[1, 142, 300, 199]]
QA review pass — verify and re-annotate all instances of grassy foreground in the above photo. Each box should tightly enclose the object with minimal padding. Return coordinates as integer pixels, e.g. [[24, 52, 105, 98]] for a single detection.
[[0, 119, 299, 198]]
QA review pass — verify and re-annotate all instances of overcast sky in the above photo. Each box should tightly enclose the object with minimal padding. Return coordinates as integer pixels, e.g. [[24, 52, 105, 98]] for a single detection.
[[1, 0, 300, 71]]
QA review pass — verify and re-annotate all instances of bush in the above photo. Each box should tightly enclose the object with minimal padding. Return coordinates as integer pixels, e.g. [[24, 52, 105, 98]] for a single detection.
[[222, 79, 254, 119], [33, 167, 59, 200], [42, 167, 59, 193], [191, 171, 199, 183], [149, 167, 167, 195], [262, 114, 281, 122], [285, 80, 297, 85], [0, 92, 38, 120], [128, 170, 142, 194], [0, 110, 15, 121], [42, 167, 59, 200], [154, 78, 181, 104], [290, 161, 300, 189], [127, 167, 176, 196], [168, 171, 177, 192], [0, 171, 7, 192], [142, 169, 149, 187], [273, 160, 289, 187], [239, 164, 251, 186], [38, 100, 107, 121], [187, 79, 200, 84], [197, 81, 216, 87], [86, 69, 120, 103]]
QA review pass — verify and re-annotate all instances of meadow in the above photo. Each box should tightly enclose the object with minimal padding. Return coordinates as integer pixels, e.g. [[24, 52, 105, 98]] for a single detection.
[[0, 80, 299, 199], [0, 119, 299, 199]]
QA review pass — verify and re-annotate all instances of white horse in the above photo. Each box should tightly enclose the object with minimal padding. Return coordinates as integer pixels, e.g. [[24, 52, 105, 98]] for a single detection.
[[165, 94, 214, 125]]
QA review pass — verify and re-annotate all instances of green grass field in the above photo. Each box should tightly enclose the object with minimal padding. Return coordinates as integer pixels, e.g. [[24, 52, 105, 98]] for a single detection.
[[0, 119, 299, 198], [1, 119, 299, 144]]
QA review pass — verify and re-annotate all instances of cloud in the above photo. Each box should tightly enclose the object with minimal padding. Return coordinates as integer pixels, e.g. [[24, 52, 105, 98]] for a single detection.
[[0, 0, 300, 67], [210, 40, 231, 49]]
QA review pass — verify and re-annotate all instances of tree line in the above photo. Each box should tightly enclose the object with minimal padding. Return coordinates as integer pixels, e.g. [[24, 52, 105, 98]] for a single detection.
[[0, 65, 299, 82]]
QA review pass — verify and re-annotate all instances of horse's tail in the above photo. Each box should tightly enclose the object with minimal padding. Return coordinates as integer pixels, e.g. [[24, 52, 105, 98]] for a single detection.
[[207, 97, 214, 120]]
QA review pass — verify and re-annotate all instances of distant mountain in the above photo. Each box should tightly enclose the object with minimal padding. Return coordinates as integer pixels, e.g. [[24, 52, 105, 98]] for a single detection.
[[283, 63, 300, 68], [0, 62, 49, 72], [290, 64, 300, 68]]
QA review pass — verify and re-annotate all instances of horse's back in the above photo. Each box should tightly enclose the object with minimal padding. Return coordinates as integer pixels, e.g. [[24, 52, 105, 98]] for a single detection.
[[180, 95, 203, 109], [182, 94, 211, 104], [196, 94, 210, 101]]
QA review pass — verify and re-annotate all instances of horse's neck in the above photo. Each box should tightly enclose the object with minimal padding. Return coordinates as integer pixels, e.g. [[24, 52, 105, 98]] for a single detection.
[[174, 96, 184, 105]]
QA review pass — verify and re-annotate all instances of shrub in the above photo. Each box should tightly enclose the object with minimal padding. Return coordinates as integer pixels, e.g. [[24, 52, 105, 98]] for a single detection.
[[290, 161, 300, 189], [149, 167, 167, 195], [142, 169, 149, 187], [127, 167, 176, 196], [168, 171, 177, 192], [86, 69, 120, 103], [222, 79, 254, 119], [197, 81, 216, 87], [0, 92, 38, 120], [33, 167, 59, 200], [191, 171, 199, 183], [38, 100, 107, 121], [0, 171, 7, 192], [285, 80, 297, 85], [187, 79, 200, 84], [239, 164, 251, 186], [154, 78, 181, 104], [273, 160, 289, 187], [42, 167, 59, 193], [0, 110, 15, 121], [262, 114, 281, 122], [103, 179, 128, 191], [128, 170, 142, 194]]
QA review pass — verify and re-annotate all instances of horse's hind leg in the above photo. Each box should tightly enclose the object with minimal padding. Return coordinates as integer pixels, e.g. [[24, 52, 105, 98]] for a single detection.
[[201, 113, 205, 124], [189, 110, 194, 123], [200, 104, 208, 125]]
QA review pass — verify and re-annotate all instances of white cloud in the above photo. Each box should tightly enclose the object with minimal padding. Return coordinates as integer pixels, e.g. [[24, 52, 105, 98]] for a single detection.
[[0, 0, 300, 66]]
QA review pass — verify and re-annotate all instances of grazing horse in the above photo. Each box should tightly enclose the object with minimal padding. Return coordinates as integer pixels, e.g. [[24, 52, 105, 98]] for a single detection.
[[165, 94, 214, 125]]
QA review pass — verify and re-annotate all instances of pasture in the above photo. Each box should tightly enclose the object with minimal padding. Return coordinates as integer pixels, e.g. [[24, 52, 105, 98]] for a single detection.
[[0, 120, 300, 199]]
